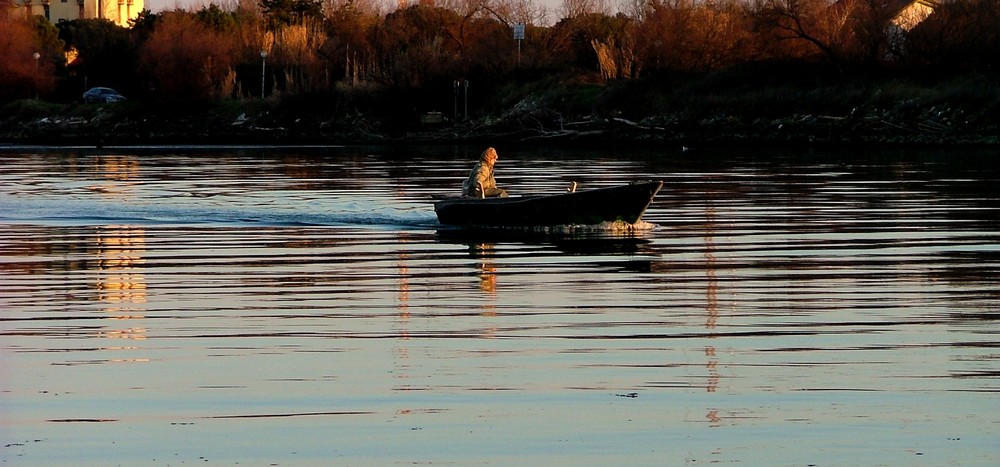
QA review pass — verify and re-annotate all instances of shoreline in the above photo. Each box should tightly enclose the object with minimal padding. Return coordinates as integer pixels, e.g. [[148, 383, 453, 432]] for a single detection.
[[3, 113, 996, 149], [3, 81, 997, 150]]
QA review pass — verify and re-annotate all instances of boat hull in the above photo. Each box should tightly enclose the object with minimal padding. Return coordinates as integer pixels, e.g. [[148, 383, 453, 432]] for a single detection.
[[434, 181, 663, 227]]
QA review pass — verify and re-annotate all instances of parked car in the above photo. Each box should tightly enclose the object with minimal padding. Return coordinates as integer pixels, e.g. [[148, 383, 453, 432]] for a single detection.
[[83, 87, 126, 104]]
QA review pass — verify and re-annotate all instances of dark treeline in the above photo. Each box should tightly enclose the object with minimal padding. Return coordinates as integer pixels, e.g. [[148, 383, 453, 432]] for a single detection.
[[2, 0, 999, 140]]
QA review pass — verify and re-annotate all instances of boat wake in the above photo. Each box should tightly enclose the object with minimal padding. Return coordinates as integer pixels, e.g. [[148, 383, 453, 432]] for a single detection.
[[0, 197, 440, 229], [1, 193, 658, 231]]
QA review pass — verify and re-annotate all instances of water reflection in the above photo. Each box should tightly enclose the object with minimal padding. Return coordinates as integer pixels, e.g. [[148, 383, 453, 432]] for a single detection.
[[396, 232, 411, 317], [471, 243, 498, 319], [470, 243, 498, 296], [96, 225, 147, 341], [703, 205, 720, 396], [87, 154, 141, 200], [1, 148, 999, 466], [436, 229, 656, 258], [394, 231, 413, 393]]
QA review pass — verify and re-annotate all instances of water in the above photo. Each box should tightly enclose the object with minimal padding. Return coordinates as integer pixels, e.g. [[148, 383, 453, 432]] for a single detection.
[[1, 146, 998, 465]]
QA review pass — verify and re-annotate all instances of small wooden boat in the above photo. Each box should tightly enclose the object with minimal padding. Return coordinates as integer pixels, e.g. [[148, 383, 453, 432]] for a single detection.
[[434, 180, 663, 228]]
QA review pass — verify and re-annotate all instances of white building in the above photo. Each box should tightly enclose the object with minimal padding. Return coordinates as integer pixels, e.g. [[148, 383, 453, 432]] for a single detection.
[[14, 0, 144, 28]]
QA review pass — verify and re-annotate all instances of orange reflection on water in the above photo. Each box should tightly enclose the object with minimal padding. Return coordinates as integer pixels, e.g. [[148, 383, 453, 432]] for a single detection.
[[397, 253, 410, 318], [95, 225, 147, 341], [702, 203, 724, 433], [86, 155, 141, 200], [473, 243, 498, 335], [704, 205, 720, 395], [466, 243, 498, 339]]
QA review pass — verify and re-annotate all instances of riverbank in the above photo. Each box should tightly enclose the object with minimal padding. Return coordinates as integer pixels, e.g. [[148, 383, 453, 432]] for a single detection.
[[2, 73, 997, 148]]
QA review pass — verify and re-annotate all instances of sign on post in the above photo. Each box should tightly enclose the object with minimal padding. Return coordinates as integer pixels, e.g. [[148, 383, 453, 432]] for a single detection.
[[513, 23, 525, 65], [513, 23, 525, 40]]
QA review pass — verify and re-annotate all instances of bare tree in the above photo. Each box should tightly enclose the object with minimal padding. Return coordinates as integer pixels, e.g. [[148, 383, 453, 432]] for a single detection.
[[321, 0, 387, 17], [849, 0, 902, 63], [749, 0, 853, 66], [634, 0, 754, 73], [506, 0, 550, 26], [432, 0, 545, 25], [620, 0, 649, 21], [477, 0, 550, 26], [559, 0, 612, 19]]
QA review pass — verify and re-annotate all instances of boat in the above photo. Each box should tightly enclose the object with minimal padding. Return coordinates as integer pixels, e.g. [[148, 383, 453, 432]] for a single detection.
[[434, 180, 663, 228]]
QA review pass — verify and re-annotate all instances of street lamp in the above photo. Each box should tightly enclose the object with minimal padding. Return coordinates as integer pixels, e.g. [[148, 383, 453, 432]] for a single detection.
[[463, 80, 469, 121], [33, 52, 40, 100], [260, 50, 267, 99], [453, 80, 460, 121]]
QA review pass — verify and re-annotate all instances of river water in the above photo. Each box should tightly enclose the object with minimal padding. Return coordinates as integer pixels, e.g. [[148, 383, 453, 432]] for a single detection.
[[1, 145, 998, 465]]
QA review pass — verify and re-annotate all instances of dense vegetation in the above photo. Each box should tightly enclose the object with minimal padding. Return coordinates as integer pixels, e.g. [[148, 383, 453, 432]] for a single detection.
[[1, 0, 998, 145]]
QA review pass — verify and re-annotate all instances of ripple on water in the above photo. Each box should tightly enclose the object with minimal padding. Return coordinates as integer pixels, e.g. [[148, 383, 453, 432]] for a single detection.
[[1, 148, 998, 465]]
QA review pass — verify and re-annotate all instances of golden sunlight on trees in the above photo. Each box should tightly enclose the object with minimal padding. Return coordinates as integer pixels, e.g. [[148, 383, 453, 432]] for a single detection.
[[140, 11, 238, 100], [371, 5, 464, 87], [749, 0, 853, 65], [0, 13, 57, 100], [592, 33, 638, 79], [636, 0, 754, 73], [270, 22, 328, 93], [0, 14, 40, 100], [4, 0, 998, 110], [321, 0, 378, 85]]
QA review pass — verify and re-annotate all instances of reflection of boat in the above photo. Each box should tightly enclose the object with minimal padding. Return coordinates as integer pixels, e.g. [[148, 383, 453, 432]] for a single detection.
[[435, 229, 654, 256], [434, 181, 663, 228]]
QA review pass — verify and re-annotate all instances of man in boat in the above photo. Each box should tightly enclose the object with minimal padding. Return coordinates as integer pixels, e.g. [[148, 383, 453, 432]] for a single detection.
[[462, 147, 508, 198]]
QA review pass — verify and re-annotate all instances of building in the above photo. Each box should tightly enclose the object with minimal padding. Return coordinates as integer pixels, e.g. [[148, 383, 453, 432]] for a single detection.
[[889, 0, 938, 32], [886, 0, 938, 55], [830, 0, 940, 57], [13, 0, 143, 27]]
